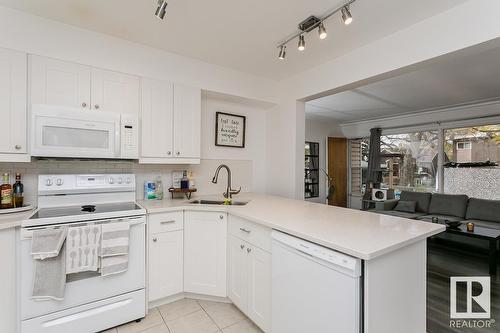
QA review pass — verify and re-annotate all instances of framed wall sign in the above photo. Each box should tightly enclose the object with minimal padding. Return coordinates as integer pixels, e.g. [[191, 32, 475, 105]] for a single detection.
[[215, 112, 246, 148]]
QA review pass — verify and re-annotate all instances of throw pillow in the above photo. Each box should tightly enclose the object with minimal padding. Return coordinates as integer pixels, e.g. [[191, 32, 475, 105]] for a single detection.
[[394, 200, 417, 213]]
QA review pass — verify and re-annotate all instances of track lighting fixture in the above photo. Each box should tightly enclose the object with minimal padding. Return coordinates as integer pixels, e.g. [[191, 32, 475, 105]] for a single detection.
[[275, 0, 357, 59], [278, 45, 287, 60], [341, 6, 353, 25], [318, 22, 327, 40], [155, 0, 168, 20], [298, 35, 305, 51]]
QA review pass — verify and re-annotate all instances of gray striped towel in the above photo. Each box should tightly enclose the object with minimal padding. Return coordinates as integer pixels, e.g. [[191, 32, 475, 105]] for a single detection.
[[100, 221, 130, 276]]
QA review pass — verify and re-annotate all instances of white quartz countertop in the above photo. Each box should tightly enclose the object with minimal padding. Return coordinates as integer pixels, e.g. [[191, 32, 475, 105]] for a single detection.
[[139, 193, 445, 260], [0, 210, 34, 230]]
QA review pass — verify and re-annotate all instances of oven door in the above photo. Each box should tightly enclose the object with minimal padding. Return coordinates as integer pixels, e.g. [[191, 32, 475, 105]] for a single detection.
[[19, 216, 145, 321], [31, 104, 121, 159]]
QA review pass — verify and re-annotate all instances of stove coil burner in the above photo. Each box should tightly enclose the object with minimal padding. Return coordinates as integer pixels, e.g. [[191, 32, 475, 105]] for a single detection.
[[81, 205, 96, 212]]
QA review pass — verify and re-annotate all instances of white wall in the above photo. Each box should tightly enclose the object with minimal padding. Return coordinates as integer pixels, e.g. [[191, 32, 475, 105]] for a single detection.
[[201, 95, 268, 193], [304, 117, 343, 203]]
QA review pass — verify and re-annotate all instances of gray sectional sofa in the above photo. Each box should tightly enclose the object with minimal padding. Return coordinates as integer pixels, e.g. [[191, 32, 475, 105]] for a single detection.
[[373, 191, 500, 229]]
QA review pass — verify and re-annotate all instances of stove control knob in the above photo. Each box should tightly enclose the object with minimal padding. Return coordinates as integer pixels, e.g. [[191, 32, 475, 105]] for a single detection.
[[108, 177, 114, 184], [125, 177, 131, 184], [117, 177, 123, 184], [46, 179, 53, 186], [56, 178, 64, 186]]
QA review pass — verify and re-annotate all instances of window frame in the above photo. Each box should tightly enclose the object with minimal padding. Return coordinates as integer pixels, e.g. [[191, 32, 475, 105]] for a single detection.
[[347, 115, 500, 196]]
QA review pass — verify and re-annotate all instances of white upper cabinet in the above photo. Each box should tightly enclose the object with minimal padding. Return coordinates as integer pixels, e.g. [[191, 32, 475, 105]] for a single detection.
[[139, 80, 201, 164], [30, 55, 91, 109], [184, 211, 227, 297], [173, 84, 201, 159], [141, 78, 174, 158], [91, 68, 140, 114], [30, 55, 140, 114], [0, 47, 28, 160]]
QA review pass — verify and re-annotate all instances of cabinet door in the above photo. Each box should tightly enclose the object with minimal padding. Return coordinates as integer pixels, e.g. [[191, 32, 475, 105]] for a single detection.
[[30, 55, 91, 109], [0, 48, 27, 154], [228, 236, 248, 311], [247, 246, 271, 332], [0, 228, 17, 333], [141, 78, 174, 158], [148, 231, 183, 302], [184, 211, 227, 297], [173, 84, 201, 158], [91, 68, 140, 114]]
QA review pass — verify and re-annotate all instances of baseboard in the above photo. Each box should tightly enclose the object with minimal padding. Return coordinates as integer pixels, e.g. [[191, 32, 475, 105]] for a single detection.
[[148, 292, 231, 309]]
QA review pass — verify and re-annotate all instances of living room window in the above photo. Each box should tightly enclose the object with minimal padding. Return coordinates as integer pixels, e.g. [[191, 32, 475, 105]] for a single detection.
[[444, 124, 499, 200], [380, 131, 439, 194]]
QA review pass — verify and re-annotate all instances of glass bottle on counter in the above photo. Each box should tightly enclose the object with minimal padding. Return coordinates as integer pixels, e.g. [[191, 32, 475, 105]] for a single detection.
[[0, 173, 13, 209], [155, 176, 164, 200], [13, 173, 24, 208]]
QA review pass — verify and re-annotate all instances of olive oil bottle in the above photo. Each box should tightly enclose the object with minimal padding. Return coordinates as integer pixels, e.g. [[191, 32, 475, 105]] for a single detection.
[[13, 173, 24, 208], [0, 173, 13, 209]]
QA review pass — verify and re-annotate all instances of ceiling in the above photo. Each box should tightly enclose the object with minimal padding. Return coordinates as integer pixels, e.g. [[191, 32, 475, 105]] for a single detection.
[[0, 0, 467, 80], [306, 42, 500, 123]]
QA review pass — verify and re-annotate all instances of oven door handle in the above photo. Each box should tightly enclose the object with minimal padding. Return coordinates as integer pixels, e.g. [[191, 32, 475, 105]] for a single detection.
[[21, 215, 146, 240]]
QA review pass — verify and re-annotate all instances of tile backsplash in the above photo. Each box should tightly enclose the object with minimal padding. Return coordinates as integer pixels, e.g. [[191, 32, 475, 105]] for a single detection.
[[0, 159, 253, 205]]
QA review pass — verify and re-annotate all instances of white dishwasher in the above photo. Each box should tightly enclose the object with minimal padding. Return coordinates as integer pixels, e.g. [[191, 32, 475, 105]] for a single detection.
[[272, 230, 362, 333]]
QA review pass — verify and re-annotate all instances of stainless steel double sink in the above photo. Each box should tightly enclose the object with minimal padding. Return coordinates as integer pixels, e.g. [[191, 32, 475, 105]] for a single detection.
[[188, 199, 248, 206]]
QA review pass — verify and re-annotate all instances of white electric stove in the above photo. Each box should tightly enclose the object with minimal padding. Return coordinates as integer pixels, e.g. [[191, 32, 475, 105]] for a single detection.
[[19, 174, 146, 333]]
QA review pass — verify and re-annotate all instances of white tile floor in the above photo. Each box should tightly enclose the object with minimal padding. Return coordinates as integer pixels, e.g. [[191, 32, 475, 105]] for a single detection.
[[101, 299, 264, 333]]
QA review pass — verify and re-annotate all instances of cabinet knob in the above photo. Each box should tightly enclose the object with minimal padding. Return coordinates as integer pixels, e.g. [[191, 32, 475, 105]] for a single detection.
[[94, 104, 100, 109], [176, 151, 180, 156], [15, 145, 22, 150], [247, 248, 252, 253], [240, 244, 245, 250], [167, 151, 172, 156], [81, 102, 87, 108], [219, 215, 224, 220], [153, 237, 158, 242]]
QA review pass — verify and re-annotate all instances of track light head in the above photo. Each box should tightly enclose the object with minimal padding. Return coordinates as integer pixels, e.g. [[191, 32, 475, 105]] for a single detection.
[[298, 35, 305, 51], [278, 45, 287, 60], [318, 22, 327, 40], [341, 6, 353, 25], [155, 0, 168, 20]]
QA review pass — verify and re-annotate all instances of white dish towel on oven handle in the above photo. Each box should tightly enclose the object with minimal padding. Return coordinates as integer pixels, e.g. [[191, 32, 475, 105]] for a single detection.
[[66, 224, 101, 274], [100, 221, 130, 276]]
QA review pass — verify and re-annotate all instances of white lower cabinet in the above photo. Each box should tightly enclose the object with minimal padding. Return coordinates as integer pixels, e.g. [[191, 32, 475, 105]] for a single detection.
[[0, 227, 17, 333], [184, 211, 227, 297], [247, 245, 271, 331], [148, 212, 184, 302], [148, 231, 183, 302], [228, 221, 271, 332]]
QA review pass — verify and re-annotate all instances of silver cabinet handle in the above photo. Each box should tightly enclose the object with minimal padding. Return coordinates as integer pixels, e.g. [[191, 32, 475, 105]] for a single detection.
[[247, 247, 252, 253], [160, 220, 176, 224], [167, 151, 172, 156], [152, 237, 158, 242], [239, 227, 251, 233], [176, 151, 180, 156], [220, 215, 224, 220], [94, 104, 100, 109], [82, 102, 87, 108], [15, 145, 22, 150], [240, 244, 245, 250]]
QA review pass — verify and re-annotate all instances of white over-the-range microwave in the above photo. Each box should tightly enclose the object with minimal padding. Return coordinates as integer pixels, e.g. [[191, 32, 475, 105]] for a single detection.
[[31, 104, 139, 159]]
